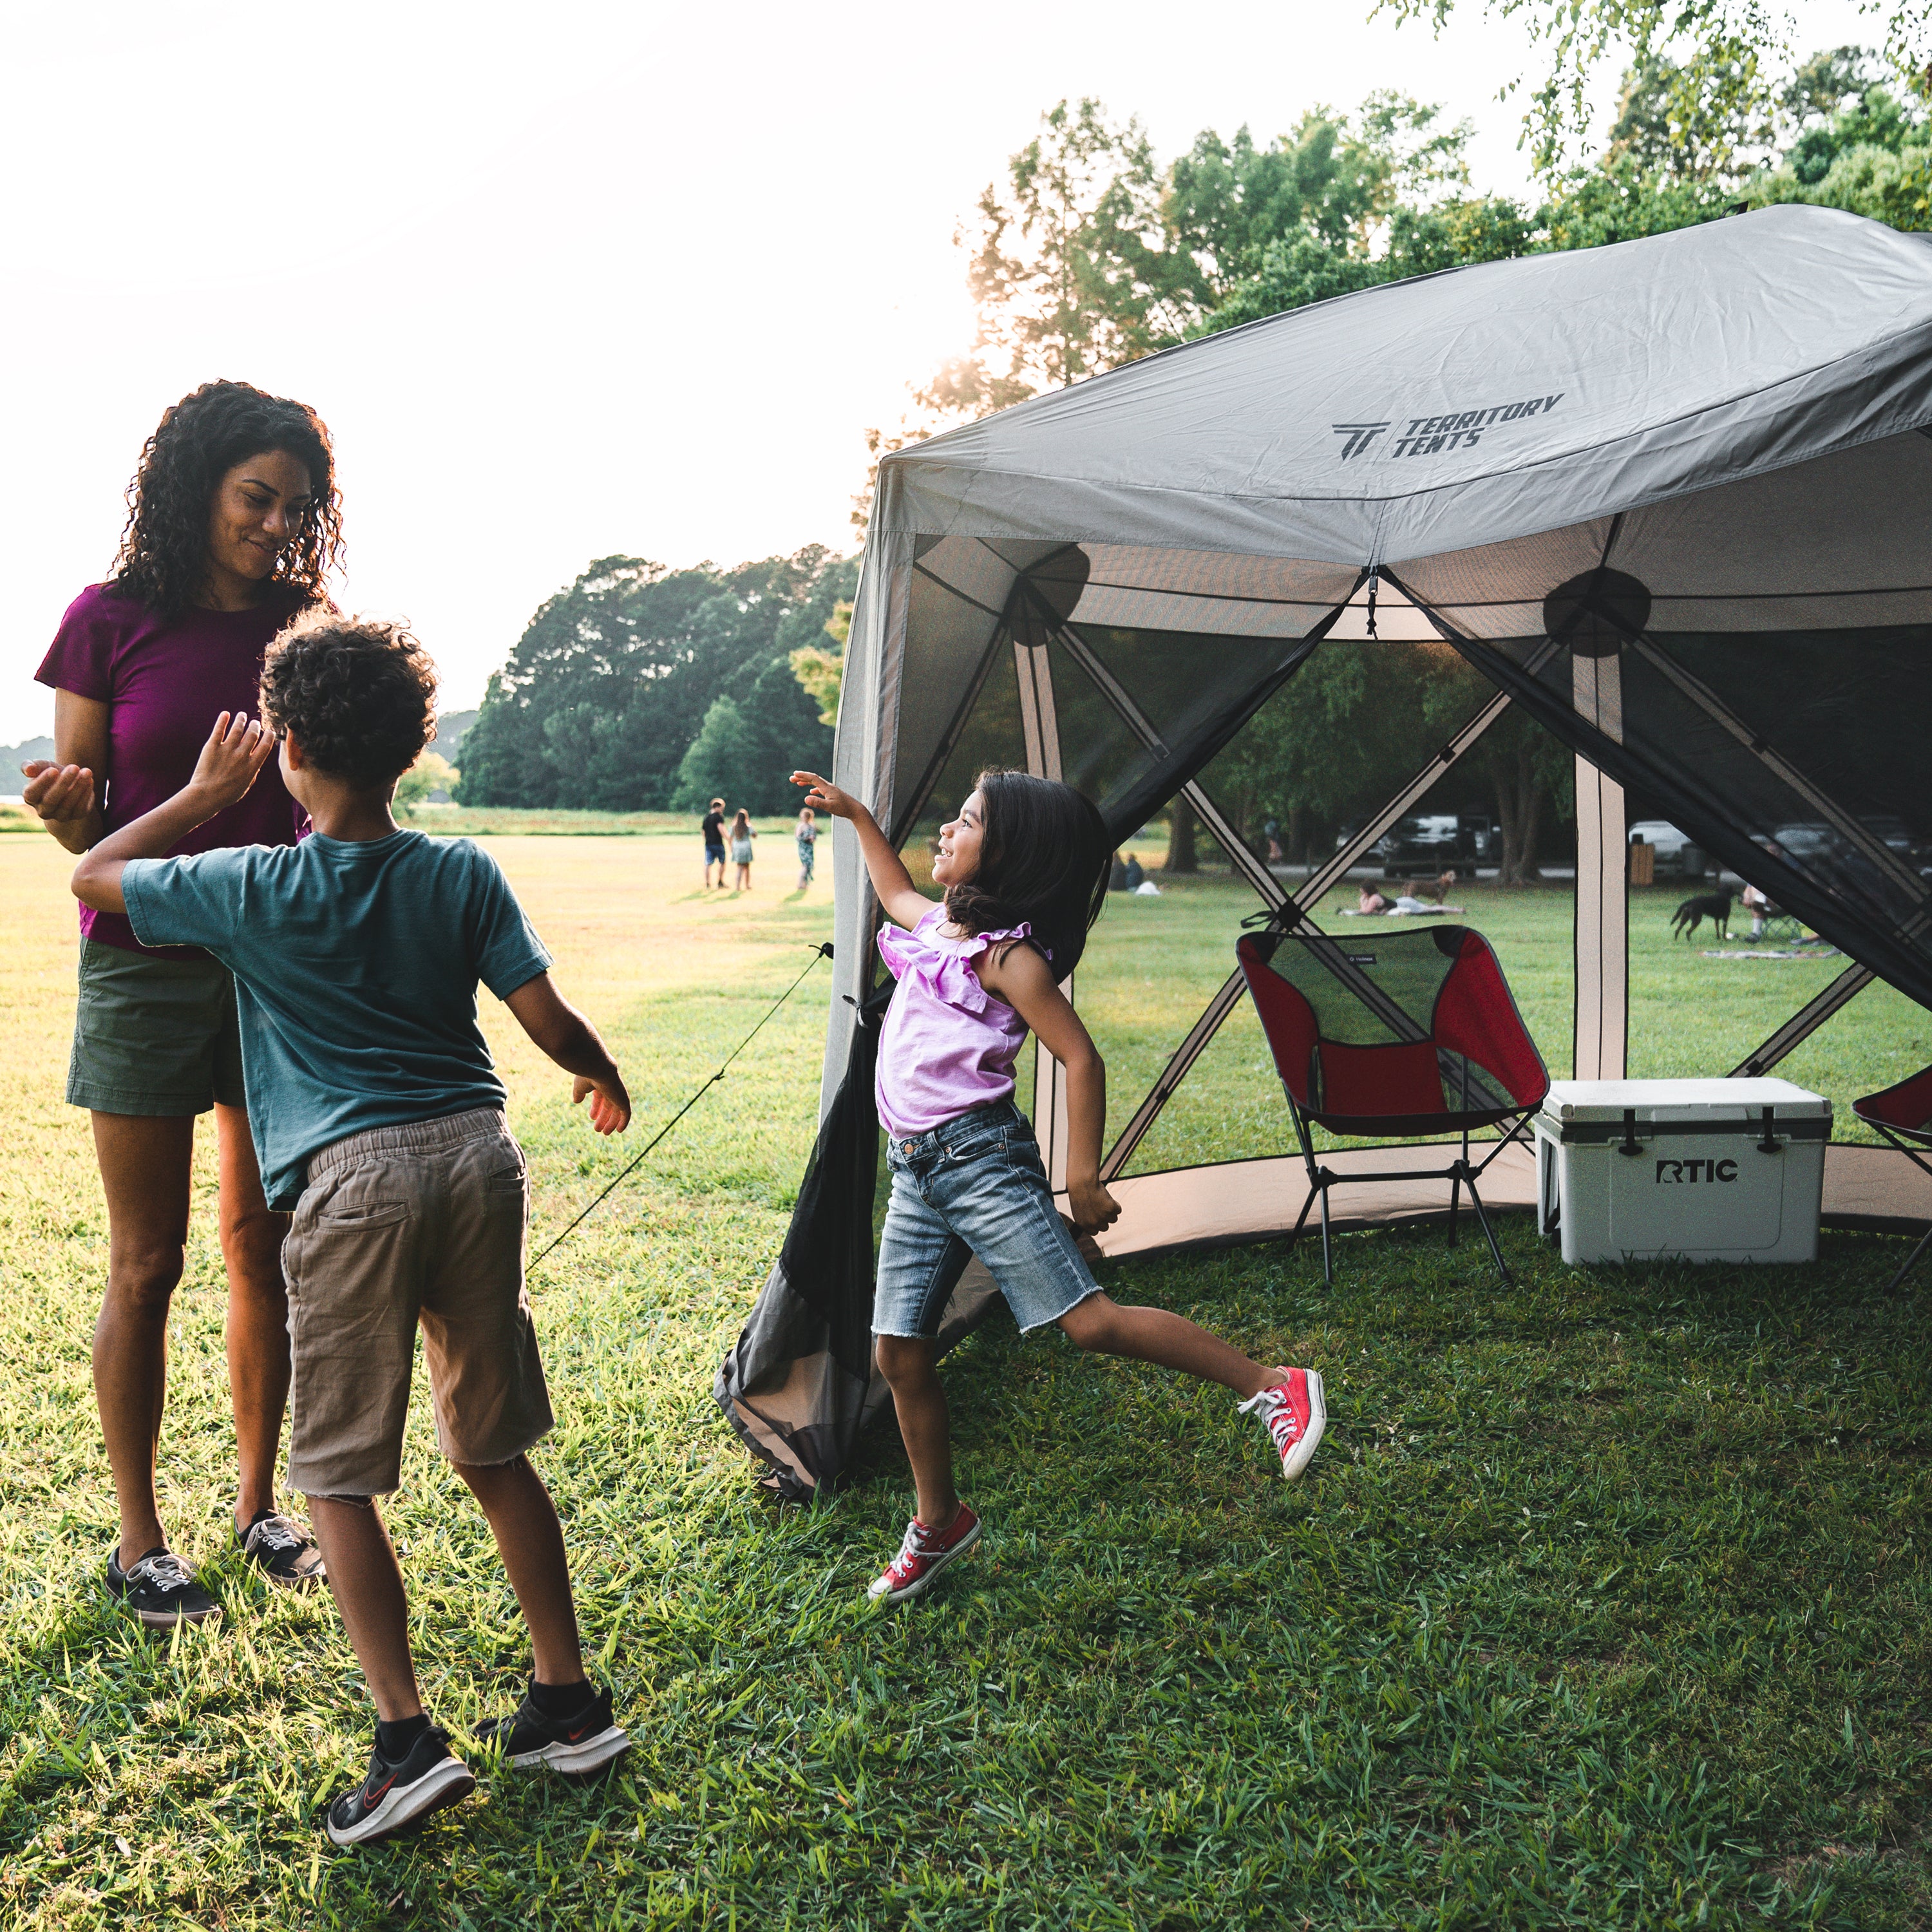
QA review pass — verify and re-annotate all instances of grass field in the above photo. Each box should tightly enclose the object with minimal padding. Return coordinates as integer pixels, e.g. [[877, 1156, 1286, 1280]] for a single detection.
[[1, 831, 1928, 1929]]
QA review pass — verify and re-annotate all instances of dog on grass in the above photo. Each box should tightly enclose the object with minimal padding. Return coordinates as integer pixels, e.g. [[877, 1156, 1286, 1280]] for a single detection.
[[1671, 890, 1732, 942]]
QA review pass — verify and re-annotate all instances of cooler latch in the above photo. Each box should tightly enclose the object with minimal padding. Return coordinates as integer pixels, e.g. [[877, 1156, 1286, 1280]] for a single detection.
[[1756, 1106, 1783, 1155], [1616, 1108, 1643, 1158]]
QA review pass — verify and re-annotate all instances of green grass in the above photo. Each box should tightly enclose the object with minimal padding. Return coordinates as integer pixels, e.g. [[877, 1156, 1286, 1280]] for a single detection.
[[0, 835, 1927, 1928]]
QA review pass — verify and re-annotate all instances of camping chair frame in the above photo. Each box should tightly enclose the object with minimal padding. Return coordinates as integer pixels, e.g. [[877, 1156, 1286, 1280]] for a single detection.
[[1275, 1081, 1537, 1285], [1852, 1066, 1932, 1291], [1237, 926, 1551, 1286]]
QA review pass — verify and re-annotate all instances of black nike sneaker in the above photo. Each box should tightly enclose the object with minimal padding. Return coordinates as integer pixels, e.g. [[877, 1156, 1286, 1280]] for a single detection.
[[475, 1681, 631, 1776], [325, 1726, 475, 1846], [105, 1544, 222, 1629]]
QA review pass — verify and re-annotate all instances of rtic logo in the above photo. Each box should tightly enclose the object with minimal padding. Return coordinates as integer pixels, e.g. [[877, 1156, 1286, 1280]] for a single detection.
[[1332, 393, 1565, 461], [1656, 1158, 1738, 1184]]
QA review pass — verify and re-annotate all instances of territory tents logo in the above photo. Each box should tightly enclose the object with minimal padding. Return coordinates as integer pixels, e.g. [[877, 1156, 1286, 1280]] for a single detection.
[[1332, 392, 1566, 462]]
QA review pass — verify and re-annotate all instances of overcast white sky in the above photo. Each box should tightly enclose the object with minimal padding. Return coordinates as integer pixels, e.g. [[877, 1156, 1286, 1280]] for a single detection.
[[0, 0, 1864, 744]]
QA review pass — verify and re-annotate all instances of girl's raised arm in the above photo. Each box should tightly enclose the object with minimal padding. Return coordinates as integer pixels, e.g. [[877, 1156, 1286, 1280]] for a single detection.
[[791, 770, 931, 929]]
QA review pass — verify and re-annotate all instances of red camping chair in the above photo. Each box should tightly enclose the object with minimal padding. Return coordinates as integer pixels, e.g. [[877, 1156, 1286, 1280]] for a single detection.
[[1236, 925, 1550, 1283], [1852, 1066, 1932, 1291]]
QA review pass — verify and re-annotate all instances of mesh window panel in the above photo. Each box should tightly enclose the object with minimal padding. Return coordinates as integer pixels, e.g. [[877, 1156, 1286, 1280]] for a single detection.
[[1465, 623, 1932, 1011], [895, 644, 1027, 882], [1116, 999, 1303, 1178]]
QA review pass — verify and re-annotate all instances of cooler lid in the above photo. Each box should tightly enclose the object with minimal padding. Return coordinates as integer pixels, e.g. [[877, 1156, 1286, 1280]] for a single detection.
[[1540, 1077, 1832, 1123]]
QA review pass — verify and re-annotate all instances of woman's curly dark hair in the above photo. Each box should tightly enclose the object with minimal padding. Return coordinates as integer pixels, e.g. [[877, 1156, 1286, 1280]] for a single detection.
[[113, 380, 343, 617], [942, 769, 1112, 977], [260, 612, 437, 788]]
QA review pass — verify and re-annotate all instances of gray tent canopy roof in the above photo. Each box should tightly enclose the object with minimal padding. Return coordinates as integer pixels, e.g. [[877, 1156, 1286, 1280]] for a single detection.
[[878, 205, 1932, 582]]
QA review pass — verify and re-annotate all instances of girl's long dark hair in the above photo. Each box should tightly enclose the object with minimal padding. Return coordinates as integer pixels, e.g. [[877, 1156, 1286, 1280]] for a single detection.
[[113, 380, 343, 618], [943, 770, 1112, 976]]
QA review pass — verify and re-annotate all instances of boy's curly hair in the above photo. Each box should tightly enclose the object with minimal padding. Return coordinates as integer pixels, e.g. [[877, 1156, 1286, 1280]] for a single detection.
[[260, 611, 437, 788]]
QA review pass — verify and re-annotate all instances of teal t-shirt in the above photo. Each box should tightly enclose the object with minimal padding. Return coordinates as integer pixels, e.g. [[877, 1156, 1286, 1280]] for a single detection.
[[122, 830, 552, 1209]]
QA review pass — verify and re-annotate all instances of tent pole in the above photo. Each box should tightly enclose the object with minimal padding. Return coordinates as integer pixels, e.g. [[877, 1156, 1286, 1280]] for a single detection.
[[1571, 648, 1629, 1081], [1014, 630, 1074, 1190]]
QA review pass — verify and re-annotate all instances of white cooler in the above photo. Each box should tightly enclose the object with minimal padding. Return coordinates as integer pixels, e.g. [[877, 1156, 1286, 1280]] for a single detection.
[[1532, 1078, 1830, 1265]]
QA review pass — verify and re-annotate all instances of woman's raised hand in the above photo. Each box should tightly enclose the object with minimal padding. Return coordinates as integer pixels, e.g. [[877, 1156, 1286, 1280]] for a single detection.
[[189, 712, 278, 811], [791, 770, 858, 820], [21, 759, 96, 828]]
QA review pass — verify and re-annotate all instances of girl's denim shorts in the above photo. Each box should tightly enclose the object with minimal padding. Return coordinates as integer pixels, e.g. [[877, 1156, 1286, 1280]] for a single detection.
[[873, 1101, 1099, 1340]]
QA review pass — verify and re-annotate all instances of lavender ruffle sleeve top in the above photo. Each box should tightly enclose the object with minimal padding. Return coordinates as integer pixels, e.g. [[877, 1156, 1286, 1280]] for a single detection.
[[873, 904, 1039, 1142]]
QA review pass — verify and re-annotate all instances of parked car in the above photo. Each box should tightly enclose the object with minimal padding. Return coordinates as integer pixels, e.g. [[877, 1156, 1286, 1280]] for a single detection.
[[1348, 810, 1497, 878], [1768, 822, 1839, 866], [1628, 820, 1693, 869]]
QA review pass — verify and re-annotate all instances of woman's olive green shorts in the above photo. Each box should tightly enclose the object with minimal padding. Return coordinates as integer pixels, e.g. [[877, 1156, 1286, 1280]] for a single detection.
[[67, 937, 245, 1117]]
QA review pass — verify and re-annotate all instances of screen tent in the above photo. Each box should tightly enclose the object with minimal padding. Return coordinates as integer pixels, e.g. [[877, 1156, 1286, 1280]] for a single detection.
[[718, 205, 1932, 1499]]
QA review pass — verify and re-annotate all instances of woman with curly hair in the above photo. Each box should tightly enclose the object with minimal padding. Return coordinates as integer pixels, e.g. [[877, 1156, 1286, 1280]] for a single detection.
[[23, 380, 344, 1629]]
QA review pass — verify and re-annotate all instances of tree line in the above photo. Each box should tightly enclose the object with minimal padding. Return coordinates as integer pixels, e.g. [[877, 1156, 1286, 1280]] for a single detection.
[[456, 549, 854, 815]]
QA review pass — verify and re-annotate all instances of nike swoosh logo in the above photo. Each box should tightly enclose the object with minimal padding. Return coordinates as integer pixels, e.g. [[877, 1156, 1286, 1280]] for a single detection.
[[565, 1726, 589, 1741], [365, 1775, 396, 1804]]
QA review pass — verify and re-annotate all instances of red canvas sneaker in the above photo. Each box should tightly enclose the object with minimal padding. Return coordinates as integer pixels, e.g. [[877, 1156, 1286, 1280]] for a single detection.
[[1239, 1367, 1327, 1481], [866, 1502, 982, 1604]]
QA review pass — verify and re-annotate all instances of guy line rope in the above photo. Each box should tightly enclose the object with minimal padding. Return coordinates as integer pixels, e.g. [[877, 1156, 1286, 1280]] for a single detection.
[[527, 941, 833, 1272]]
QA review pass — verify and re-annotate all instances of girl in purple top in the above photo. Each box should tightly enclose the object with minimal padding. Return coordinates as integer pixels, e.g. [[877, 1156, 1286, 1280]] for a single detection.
[[23, 381, 341, 1628], [793, 766, 1327, 1606]]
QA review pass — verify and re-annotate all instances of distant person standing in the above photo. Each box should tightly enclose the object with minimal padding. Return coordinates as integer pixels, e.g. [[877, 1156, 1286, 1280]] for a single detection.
[[701, 798, 728, 890], [21, 380, 339, 1627], [730, 808, 756, 891], [795, 805, 818, 889]]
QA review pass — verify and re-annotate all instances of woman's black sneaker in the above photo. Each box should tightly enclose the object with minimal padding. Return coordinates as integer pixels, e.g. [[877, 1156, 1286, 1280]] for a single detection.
[[325, 1727, 475, 1846], [236, 1510, 327, 1589], [104, 1545, 221, 1629], [475, 1681, 631, 1776]]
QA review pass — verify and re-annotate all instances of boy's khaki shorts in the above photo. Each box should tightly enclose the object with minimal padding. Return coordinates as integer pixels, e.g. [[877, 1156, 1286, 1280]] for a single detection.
[[281, 1107, 553, 1497]]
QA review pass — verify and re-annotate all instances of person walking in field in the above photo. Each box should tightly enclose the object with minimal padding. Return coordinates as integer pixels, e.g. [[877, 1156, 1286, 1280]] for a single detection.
[[72, 614, 635, 1844], [701, 797, 728, 891], [22, 381, 339, 1626], [795, 804, 818, 889], [730, 808, 755, 890], [790, 765, 1327, 1605]]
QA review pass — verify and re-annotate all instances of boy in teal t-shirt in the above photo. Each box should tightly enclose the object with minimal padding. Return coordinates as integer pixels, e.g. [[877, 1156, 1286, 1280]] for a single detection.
[[75, 612, 634, 1847]]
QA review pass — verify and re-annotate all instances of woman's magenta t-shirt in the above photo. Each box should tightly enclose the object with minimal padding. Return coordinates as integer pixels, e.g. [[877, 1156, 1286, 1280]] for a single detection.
[[35, 583, 309, 957]]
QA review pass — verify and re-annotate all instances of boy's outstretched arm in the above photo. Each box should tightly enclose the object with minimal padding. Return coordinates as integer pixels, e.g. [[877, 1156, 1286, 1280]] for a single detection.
[[72, 712, 276, 913], [503, 974, 632, 1134], [790, 770, 930, 928]]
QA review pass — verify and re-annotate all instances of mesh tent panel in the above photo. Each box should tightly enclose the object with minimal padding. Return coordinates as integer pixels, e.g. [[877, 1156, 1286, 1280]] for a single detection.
[[1403, 607, 1932, 1012]]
